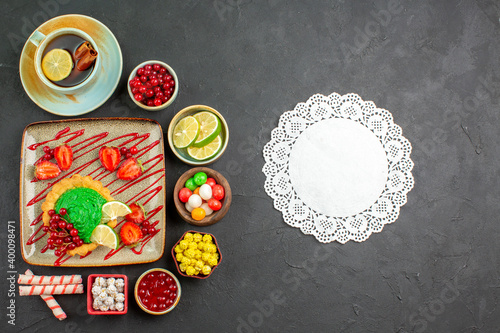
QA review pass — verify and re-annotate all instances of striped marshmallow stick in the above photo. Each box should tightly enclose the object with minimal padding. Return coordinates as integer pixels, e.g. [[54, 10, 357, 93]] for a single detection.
[[25, 270, 67, 321], [19, 284, 84, 296], [18, 274, 82, 285]]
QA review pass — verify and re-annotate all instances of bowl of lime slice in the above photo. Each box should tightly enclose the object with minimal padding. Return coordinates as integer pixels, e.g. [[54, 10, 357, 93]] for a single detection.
[[167, 105, 229, 166]]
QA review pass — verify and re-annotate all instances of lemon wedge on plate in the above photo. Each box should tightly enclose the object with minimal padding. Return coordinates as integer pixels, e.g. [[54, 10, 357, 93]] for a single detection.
[[90, 225, 119, 249], [101, 201, 132, 224]]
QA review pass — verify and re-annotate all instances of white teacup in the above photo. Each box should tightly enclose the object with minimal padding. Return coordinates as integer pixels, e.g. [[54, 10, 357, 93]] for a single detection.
[[29, 28, 101, 93]]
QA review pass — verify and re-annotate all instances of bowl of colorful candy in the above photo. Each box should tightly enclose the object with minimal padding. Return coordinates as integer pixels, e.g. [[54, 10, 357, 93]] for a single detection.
[[172, 231, 221, 279], [87, 274, 128, 315], [134, 268, 181, 315], [173, 167, 231, 226], [127, 60, 179, 111], [167, 105, 229, 166]]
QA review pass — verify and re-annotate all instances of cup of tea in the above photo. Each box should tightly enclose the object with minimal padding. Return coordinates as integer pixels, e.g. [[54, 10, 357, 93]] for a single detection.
[[28, 27, 101, 93]]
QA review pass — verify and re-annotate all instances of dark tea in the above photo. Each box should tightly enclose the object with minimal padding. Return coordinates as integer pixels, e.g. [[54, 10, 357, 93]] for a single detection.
[[42, 34, 95, 87]]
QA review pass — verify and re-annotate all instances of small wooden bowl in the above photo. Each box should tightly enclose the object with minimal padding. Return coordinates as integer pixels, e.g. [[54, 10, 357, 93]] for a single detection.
[[171, 230, 222, 279], [173, 167, 231, 226]]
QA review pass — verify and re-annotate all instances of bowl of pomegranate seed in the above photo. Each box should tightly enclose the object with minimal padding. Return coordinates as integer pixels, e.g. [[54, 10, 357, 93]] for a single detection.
[[128, 60, 179, 111]]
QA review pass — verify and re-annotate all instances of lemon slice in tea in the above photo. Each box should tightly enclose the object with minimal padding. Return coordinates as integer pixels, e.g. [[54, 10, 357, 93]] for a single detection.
[[192, 111, 221, 147], [90, 224, 119, 249], [187, 135, 223, 160], [41, 48, 73, 82], [173, 116, 200, 148], [101, 201, 132, 224]]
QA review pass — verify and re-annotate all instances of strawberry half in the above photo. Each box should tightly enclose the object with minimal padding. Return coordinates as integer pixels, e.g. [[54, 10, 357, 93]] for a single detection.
[[53, 144, 73, 171], [120, 221, 143, 247], [126, 202, 146, 224], [99, 146, 121, 172], [117, 158, 143, 181], [35, 160, 61, 180]]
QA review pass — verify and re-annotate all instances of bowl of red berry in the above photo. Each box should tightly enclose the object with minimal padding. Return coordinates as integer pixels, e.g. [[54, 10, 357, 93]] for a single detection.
[[134, 268, 181, 315], [128, 60, 179, 111]]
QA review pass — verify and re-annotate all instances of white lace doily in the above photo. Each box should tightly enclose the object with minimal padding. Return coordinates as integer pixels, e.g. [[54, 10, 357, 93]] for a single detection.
[[262, 93, 414, 243]]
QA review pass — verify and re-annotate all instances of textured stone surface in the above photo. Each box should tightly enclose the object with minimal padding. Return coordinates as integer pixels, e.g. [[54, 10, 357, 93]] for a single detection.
[[1, 0, 499, 332]]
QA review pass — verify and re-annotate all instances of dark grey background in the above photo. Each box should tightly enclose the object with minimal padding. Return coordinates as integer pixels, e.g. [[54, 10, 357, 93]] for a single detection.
[[1, 0, 499, 332]]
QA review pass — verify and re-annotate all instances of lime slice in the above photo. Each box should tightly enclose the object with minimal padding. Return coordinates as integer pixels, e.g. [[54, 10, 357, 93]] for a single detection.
[[187, 135, 223, 160], [90, 225, 119, 249], [173, 116, 200, 148], [101, 201, 132, 224], [41, 49, 73, 82], [192, 112, 221, 147]]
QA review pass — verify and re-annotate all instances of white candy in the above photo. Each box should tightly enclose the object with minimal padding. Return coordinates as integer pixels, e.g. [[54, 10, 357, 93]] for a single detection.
[[106, 277, 116, 287], [106, 284, 118, 297], [188, 194, 202, 208], [104, 296, 114, 306], [98, 291, 108, 301], [185, 202, 194, 212], [115, 302, 124, 312], [200, 202, 213, 216], [93, 298, 103, 308], [199, 184, 212, 200], [95, 277, 107, 287], [109, 303, 116, 311], [115, 278, 125, 292], [114, 293, 125, 303], [92, 285, 104, 296], [98, 304, 109, 312]]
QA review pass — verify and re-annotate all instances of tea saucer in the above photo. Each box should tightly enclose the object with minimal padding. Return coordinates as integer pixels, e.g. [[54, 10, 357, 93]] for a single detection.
[[20, 14, 123, 116]]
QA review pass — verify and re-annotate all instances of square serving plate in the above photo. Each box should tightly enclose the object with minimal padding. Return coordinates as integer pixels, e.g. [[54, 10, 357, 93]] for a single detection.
[[19, 118, 166, 267]]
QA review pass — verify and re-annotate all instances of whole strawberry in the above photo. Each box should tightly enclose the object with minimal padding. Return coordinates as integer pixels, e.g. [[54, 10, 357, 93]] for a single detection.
[[117, 158, 143, 181], [125, 203, 146, 224], [54, 144, 73, 171], [120, 221, 143, 247], [99, 146, 121, 171]]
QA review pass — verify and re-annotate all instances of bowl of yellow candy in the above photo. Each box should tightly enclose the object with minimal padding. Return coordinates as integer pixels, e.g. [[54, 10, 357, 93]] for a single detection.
[[171, 231, 221, 279]]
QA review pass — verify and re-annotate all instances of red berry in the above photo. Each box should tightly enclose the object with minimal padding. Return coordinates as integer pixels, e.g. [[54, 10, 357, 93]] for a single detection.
[[149, 74, 157, 80], [142, 220, 150, 228], [141, 227, 148, 235], [76, 239, 84, 247], [43, 146, 51, 153], [156, 91, 164, 99], [59, 208, 67, 215], [50, 222, 58, 229], [52, 215, 60, 222], [154, 98, 162, 106], [147, 100, 155, 107], [133, 80, 143, 88], [48, 244, 55, 250], [46, 238, 54, 245], [170, 80, 175, 86], [144, 64, 152, 71], [150, 78, 159, 86], [130, 146, 138, 154], [145, 89, 154, 98], [137, 68, 145, 76], [66, 223, 73, 230], [55, 238, 63, 246], [67, 243, 76, 250], [58, 221, 67, 229], [48, 209, 56, 216], [129, 79, 136, 87], [54, 249, 62, 256], [153, 64, 161, 71], [140, 75, 148, 83], [139, 86, 147, 94], [70, 229, 79, 237], [53, 144, 73, 171], [42, 226, 49, 232], [134, 93, 143, 102], [162, 96, 169, 103], [166, 75, 173, 81], [154, 86, 161, 93], [126, 152, 133, 159], [148, 227, 156, 234], [64, 236, 72, 243], [144, 70, 151, 76], [43, 153, 52, 160], [120, 147, 128, 155], [58, 231, 66, 237], [35, 160, 60, 180], [72, 235, 80, 242], [131, 87, 139, 94], [159, 67, 167, 74]]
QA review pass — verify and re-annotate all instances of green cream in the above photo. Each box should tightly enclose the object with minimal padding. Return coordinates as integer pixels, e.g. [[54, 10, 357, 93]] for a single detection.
[[55, 187, 107, 243]]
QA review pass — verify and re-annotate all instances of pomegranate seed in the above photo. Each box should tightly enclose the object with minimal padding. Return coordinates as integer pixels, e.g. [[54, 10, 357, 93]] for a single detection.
[[137, 68, 145, 76]]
